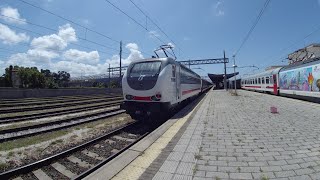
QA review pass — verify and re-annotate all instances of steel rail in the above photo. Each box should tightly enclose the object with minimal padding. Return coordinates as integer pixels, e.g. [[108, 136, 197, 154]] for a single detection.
[[0, 121, 139, 179], [0, 109, 125, 143], [0, 95, 122, 108], [0, 100, 123, 123], [0, 97, 123, 114]]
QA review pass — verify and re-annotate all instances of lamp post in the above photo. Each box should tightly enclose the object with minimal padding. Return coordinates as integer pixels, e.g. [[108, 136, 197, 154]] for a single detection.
[[107, 63, 111, 87], [232, 55, 237, 94]]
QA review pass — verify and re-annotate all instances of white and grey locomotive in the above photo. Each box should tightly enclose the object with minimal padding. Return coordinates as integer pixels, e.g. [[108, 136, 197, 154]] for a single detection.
[[121, 56, 211, 119]]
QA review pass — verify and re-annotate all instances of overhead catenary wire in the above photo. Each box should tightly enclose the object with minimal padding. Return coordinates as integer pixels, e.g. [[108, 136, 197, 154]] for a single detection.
[[104, 0, 167, 47], [128, 0, 184, 58], [17, 0, 155, 56], [234, 0, 271, 56], [242, 20, 320, 76], [0, 15, 129, 56], [18, 0, 120, 43]]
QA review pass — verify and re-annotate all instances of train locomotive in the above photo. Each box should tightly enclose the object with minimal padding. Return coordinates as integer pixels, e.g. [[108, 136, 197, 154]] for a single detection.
[[241, 57, 320, 102], [121, 49, 212, 120]]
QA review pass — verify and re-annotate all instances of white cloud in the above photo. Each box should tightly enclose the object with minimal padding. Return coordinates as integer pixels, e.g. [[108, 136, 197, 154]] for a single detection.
[[214, 1, 225, 16], [0, 6, 26, 25], [4, 23, 77, 69], [168, 42, 175, 49], [63, 49, 100, 65], [51, 61, 98, 76], [58, 24, 77, 43], [6, 49, 59, 67], [31, 34, 67, 50], [148, 30, 160, 38], [126, 43, 139, 50], [1, 20, 143, 78], [31, 23, 77, 51], [0, 23, 30, 45], [106, 43, 143, 68]]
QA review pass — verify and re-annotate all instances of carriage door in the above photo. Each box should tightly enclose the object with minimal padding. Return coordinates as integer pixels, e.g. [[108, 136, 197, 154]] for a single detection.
[[273, 74, 278, 95]]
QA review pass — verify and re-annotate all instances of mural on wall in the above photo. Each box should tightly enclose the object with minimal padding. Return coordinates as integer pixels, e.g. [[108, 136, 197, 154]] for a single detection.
[[279, 63, 320, 92]]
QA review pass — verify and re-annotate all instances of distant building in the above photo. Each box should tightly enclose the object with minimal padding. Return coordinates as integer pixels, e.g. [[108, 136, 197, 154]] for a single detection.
[[11, 69, 21, 88], [288, 43, 320, 65]]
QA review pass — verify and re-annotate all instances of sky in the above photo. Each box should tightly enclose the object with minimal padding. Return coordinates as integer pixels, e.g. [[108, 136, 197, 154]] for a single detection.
[[1, 0, 320, 79]]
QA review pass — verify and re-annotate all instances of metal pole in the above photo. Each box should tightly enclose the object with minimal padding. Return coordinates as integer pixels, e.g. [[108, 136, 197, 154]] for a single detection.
[[119, 41, 122, 78], [108, 63, 110, 87], [223, 50, 227, 90], [233, 55, 237, 94]]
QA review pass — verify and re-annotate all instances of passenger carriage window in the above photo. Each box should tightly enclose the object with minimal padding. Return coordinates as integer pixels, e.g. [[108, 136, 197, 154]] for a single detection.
[[258, 78, 261, 84], [266, 77, 269, 84], [262, 77, 265, 84], [255, 78, 257, 84]]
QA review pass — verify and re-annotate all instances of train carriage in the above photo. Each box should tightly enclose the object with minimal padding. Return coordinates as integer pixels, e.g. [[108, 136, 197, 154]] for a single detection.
[[241, 67, 282, 95], [279, 58, 320, 100]]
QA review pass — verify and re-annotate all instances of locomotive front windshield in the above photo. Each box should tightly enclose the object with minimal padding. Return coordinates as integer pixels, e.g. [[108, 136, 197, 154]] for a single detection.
[[130, 61, 161, 77]]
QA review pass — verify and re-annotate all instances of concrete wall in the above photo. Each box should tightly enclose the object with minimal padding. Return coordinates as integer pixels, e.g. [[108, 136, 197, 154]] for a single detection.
[[0, 88, 122, 99]]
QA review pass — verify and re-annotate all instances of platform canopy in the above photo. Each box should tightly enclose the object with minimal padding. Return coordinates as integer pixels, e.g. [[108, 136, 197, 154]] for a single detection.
[[208, 72, 239, 88]]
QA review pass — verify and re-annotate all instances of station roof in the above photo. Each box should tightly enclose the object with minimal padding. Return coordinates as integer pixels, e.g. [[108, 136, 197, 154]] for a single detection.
[[208, 72, 239, 83]]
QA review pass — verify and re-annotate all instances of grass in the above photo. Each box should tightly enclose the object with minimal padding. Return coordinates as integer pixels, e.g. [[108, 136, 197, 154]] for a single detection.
[[194, 154, 202, 160], [0, 130, 69, 151], [205, 160, 209, 166], [208, 134, 213, 137], [230, 92, 239, 96], [261, 174, 269, 180], [0, 162, 8, 170], [8, 151, 14, 157], [51, 139, 64, 145], [215, 177, 221, 180], [192, 164, 198, 175], [0, 113, 131, 152]]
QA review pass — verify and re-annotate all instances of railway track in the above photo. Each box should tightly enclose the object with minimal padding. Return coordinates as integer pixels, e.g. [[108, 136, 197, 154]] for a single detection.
[[0, 100, 123, 123], [0, 97, 123, 114], [0, 95, 122, 108], [0, 107, 125, 142], [0, 121, 151, 180], [0, 94, 120, 104]]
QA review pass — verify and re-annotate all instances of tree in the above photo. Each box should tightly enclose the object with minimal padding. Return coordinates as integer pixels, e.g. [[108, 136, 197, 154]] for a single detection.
[[2, 65, 70, 88], [18, 67, 46, 88], [58, 71, 70, 87]]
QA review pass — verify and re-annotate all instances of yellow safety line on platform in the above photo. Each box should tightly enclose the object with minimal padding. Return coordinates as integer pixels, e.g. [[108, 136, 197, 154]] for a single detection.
[[112, 95, 207, 180]]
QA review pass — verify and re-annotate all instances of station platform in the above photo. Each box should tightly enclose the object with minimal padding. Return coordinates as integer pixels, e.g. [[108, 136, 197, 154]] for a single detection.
[[86, 90, 320, 180]]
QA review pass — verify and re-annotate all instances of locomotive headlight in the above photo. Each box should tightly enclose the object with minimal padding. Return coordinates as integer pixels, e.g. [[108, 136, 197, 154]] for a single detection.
[[155, 93, 162, 99], [151, 93, 161, 101], [125, 94, 134, 100]]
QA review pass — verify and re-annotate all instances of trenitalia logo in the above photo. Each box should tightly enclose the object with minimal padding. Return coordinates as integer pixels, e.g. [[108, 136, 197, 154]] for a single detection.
[[138, 75, 146, 81]]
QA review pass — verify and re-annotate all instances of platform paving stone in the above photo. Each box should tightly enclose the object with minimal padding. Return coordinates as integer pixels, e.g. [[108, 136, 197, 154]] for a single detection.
[[138, 90, 320, 179]]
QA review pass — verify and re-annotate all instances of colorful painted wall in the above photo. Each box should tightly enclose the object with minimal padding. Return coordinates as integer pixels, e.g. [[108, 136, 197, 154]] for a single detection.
[[279, 63, 320, 92]]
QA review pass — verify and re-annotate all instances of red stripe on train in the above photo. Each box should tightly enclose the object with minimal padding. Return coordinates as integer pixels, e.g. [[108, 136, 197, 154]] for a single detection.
[[243, 86, 261, 88], [182, 88, 200, 95]]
